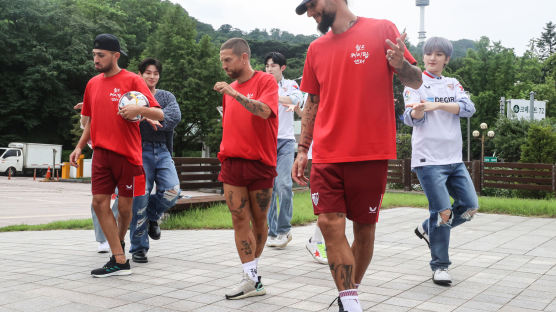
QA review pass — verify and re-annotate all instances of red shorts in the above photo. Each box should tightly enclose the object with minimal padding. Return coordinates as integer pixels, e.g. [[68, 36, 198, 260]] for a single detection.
[[91, 148, 145, 197], [218, 158, 276, 191], [310, 160, 388, 224]]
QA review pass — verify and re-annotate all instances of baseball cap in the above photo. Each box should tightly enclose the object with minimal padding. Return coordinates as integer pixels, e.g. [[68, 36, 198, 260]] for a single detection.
[[93, 33, 127, 56], [295, 0, 312, 15]]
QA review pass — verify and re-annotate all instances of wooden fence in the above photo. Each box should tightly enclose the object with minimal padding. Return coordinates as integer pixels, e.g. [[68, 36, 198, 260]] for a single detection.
[[387, 159, 556, 195]]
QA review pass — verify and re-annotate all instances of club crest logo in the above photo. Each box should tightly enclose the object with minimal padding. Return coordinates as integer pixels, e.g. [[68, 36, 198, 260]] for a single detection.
[[311, 192, 319, 206]]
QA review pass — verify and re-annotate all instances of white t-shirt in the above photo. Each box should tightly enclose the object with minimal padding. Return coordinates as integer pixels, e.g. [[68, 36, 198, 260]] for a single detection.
[[277, 77, 303, 140], [402, 72, 476, 168]]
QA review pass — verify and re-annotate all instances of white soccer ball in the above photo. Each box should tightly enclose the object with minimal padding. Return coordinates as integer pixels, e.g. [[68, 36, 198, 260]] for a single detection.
[[118, 91, 149, 122]]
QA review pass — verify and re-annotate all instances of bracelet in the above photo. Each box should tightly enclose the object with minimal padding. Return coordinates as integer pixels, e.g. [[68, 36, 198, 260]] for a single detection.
[[298, 144, 309, 150]]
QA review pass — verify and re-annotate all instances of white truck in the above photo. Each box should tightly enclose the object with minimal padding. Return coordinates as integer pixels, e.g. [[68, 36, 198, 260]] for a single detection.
[[0, 142, 62, 176]]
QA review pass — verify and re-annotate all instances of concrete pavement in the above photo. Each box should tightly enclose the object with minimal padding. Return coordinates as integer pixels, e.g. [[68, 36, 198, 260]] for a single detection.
[[1, 207, 555, 311]]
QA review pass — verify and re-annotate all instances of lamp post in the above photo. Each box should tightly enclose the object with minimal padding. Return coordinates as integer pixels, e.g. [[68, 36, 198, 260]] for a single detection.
[[472, 122, 495, 162]]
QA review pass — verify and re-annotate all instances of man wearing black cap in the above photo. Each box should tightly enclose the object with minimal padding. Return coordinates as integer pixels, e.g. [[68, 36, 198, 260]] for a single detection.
[[70, 33, 164, 277], [292, 1, 422, 311]]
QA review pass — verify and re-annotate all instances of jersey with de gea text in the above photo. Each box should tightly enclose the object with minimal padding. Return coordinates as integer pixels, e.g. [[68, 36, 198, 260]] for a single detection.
[[300, 17, 416, 164], [402, 71, 476, 168], [218, 71, 279, 167], [81, 69, 160, 166]]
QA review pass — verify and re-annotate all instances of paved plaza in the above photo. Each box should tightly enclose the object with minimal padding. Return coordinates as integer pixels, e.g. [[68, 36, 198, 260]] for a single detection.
[[1, 205, 556, 311]]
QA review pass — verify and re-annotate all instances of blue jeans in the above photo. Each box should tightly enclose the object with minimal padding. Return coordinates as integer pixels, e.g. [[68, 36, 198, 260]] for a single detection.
[[267, 139, 295, 237], [114, 142, 180, 254], [414, 163, 479, 271]]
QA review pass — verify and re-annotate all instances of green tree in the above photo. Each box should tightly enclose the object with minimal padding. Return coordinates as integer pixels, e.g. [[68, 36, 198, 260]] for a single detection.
[[492, 118, 530, 162], [141, 4, 225, 156], [535, 21, 555, 60], [520, 122, 556, 164]]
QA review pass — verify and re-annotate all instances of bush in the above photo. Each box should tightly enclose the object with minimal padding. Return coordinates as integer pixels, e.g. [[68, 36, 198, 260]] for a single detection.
[[493, 118, 531, 162], [520, 121, 556, 164]]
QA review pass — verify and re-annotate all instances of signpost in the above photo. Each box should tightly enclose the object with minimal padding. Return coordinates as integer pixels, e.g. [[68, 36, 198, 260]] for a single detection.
[[484, 156, 498, 163], [507, 99, 546, 121]]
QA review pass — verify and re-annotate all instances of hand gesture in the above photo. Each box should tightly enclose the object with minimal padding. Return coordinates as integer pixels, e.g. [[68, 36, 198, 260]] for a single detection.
[[213, 81, 237, 97], [69, 147, 82, 168], [386, 32, 408, 70], [292, 151, 309, 186], [282, 103, 297, 112], [142, 117, 162, 131]]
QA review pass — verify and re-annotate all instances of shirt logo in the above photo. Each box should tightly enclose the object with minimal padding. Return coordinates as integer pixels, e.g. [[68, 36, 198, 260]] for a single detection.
[[424, 85, 431, 89], [369, 206, 378, 213], [350, 44, 369, 65], [311, 192, 319, 206], [109, 88, 122, 102], [246, 93, 254, 99], [447, 84, 454, 90], [126, 184, 133, 190]]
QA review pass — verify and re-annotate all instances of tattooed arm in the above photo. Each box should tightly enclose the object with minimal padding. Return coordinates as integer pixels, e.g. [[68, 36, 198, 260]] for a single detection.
[[386, 33, 422, 89], [291, 93, 319, 185], [213, 81, 272, 119]]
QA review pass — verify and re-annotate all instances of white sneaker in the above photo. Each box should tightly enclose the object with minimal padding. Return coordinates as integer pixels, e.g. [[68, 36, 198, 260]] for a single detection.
[[432, 268, 452, 286], [266, 236, 277, 247], [97, 241, 110, 253], [275, 231, 292, 248], [225, 273, 266, 300], [305, 238, 328, 264]]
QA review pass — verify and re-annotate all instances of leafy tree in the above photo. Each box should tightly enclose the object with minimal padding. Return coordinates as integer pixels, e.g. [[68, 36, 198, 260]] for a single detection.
[[141, 4, 225, 156], [535, 21, 555, 60], [520, 121, 556, 164], [492, 118, 530, 162]]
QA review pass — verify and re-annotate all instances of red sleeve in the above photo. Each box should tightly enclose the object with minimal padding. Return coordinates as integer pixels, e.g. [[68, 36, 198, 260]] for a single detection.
[[81, 80, 92, 117], [134, 75, 160, 108], [383, 20, 417, 65], [300, 45, 320, 96], [257, 74, 279, 118]]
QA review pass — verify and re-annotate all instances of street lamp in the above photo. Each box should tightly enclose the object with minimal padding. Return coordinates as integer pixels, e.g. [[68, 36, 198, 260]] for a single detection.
[[473, 123, 495, 162]]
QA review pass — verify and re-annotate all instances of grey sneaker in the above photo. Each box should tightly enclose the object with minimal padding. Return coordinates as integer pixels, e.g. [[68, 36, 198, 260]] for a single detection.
[[414, 223, 430, 248], [266, 236, 277, 247], [432, 268, 452, 286], [275, 231, 292, 248], [225, 273, 266, 300]]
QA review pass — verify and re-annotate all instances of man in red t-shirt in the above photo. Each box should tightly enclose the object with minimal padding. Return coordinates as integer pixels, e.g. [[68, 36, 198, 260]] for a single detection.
[[70, 34, 163, 278], [292, 1, 423, 311], [213, 38, 278, 300]]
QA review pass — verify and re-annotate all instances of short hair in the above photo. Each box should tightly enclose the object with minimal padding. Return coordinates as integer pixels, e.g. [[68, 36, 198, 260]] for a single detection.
[[264, 52, 287, 67], [423, 37, 453, 58], [138, 58, 162, 74], [221, 38, 251, 58]]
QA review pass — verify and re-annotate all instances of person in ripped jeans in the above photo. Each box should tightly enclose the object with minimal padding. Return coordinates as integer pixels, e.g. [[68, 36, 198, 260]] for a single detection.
[[403, 36, 479, 286]]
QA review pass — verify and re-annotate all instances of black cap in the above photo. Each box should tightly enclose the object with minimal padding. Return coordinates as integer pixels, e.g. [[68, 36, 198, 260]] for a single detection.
[[93, 33, 127, 56], [296, 0, 311, 15]]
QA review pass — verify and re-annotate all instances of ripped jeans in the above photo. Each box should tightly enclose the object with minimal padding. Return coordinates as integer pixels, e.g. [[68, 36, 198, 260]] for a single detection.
[[414, 163, 479, 271], [129, 142, 180, 254]]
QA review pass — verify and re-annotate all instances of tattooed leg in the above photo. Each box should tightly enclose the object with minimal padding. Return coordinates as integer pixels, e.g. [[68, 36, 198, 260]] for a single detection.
[[249, 188, 272, 258], [224, 183, 256, 263], [318, 212, 356, 291]]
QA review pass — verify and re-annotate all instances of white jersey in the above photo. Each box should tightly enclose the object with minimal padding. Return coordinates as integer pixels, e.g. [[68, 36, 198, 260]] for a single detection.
[[403, 72, 476, 168], [277, 77, 303, 140]]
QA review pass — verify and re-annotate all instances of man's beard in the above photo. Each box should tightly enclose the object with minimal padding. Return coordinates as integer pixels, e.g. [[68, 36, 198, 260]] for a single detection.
[[95, 63, 114, 73], [226, 68, 241, 79], [318, 11, 336, 34]]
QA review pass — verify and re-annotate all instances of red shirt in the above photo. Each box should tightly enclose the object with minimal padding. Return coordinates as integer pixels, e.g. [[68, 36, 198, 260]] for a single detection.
[[301, 17, 416, 163], [218, 71, 279, 167], [81, 69, 160, 165]]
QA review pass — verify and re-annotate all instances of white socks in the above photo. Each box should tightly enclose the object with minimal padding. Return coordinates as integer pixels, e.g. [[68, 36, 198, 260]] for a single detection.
[[312, 224, 324, 243], [340, 289, 362, 312], [242, 259, 258, 282]]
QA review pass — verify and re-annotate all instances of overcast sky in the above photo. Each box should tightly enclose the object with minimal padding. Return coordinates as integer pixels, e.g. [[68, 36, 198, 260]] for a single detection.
[[173, 0, 555, 56]]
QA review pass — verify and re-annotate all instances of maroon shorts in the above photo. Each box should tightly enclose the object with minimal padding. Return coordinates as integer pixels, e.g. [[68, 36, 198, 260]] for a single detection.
[[91, 148, 145, 198], [310, 160, 388, 224], [218, 158, 276, 191]]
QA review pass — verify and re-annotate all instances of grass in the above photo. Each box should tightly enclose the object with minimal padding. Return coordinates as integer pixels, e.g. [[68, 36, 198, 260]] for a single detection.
[[1, 191, 555, 232]]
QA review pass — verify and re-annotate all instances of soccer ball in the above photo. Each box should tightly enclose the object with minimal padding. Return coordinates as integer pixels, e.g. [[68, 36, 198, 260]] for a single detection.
[[118, 91, 149, 122]]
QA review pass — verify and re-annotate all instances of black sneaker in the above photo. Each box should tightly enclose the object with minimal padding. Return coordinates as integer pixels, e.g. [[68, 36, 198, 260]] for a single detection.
[[132, 250, 148, 263], [328, 296, 346, 312], [148, 220, 161, 240], [91, 256, 131, 277]]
